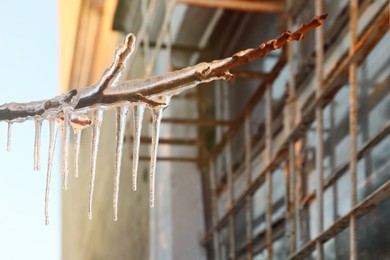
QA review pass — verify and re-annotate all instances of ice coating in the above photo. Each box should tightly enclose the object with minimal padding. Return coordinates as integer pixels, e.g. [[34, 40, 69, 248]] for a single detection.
[[6, 122, 12, 151], [88, 109, 104, 220], [45, 118, 58, 225], [61, 108, 71, 190], [113, 104, 129, 221], [132, 103, 145, 191], [0, 89, 79, 123], [34, 119, 43, 171]]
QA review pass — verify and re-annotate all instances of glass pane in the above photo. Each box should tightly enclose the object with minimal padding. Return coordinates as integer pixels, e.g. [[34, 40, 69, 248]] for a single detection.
[[323, 227, 349, 260], [357, 199, 390, 259]]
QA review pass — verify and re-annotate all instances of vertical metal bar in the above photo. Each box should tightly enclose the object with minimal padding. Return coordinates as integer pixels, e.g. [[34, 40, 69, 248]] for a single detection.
[[226, 140, 234, 207], [284, 148, 293, 256], [330, 101, 341, 257], [226, 140, 236, 259], [315, 0, 325, 259], [209, 159, 221, 260], [286, 0, 297, 254], [165, 0, 172, 71], [244, 116, 253, 259], [265, 83, 273, 260], [315, 111, 324, 259], [215, 81, 224, 143], [349, 0, 359, 259], [286, 0, 296, 132], [145, 0, 176, 76], [294, 141, 303, 249], [141, 0, 150, 63], [127, 0, 159, 72], [288, 142, 297, 253]]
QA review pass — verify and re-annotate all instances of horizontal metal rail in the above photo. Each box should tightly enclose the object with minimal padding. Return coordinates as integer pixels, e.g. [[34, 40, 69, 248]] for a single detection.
[[176, 0, 284, 13]]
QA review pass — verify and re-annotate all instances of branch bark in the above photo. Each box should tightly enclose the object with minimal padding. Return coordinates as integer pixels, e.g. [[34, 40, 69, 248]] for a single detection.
[[0, 14, 327, 122]]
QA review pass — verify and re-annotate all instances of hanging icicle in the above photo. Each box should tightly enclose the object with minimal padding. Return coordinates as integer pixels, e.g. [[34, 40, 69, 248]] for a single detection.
[[88, 109, 104, 220], [6, 122, 12, 152], [73, 130, 81, 178], [70, 112, 92, 178], [131, 103, 145, 191], [148, 95, 171, 208], [34, 119, 43, 171], [149, 107, 163, 208], [44, 118, 58, 225], [61, 108, 71, 190], [113, 104, 129, 221]]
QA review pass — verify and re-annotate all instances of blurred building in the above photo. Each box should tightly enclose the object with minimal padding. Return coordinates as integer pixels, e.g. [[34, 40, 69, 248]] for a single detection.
[[59, 0, 390, 259]]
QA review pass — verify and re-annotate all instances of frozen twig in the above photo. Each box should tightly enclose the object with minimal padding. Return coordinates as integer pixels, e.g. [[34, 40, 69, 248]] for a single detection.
[[0, 14, 327, 123]]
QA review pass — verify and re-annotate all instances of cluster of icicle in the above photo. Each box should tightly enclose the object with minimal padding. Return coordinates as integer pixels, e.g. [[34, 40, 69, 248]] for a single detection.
[[5, 95, 171, 225], [3, 33, 172, 225]]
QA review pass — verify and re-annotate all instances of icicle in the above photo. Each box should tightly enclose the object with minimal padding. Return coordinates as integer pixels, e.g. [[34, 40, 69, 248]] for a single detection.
[[6, 122, 12, 151], [70, 112, 92, 178], [62, 109, 71, 190], [89, 109, 104, 220], [73, 130, 82, 178], [45, 118, 58, 225], [113, 104, 129, 221], [34, 119, 42, 171], [149, 107, 163, 208], [132, 103, 145, 191]]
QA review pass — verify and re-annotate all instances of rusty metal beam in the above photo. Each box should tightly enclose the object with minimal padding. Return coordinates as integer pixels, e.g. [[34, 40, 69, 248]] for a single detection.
[[137, 155, 198, 163], [265, 83, 273, 260], [160, 117, 233, 126], [315, 0, 325, 258], [349, 1, 359, 258], [244, 116, 253, 258], [126, 136, 197, 145], [176, 0, 284, 13], [208, 159, 221, 259]]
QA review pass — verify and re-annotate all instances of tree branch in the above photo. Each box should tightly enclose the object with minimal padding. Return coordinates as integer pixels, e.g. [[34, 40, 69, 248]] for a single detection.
[[0, 14, 327, 122]]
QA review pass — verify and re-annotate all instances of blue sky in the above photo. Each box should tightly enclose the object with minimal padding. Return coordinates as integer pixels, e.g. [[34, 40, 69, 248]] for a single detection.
[[0, 1, 61, 259]]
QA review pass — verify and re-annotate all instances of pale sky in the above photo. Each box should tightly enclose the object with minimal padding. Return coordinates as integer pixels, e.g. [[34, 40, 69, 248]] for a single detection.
[[0, 1, 61, 259]]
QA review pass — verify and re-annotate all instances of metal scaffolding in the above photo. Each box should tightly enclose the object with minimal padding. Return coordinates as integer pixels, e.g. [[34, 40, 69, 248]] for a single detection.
[[115, 0, 390, 259]]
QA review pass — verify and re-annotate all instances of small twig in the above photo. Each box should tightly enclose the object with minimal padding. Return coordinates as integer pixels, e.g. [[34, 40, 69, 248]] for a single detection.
[[94, 33, 136, 93], [0, 14, 327, 122]]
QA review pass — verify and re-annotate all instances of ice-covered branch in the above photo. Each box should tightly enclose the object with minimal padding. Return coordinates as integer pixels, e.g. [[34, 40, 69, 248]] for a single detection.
[[0, 14, 327, 122], [0, 14, 327, 223]]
